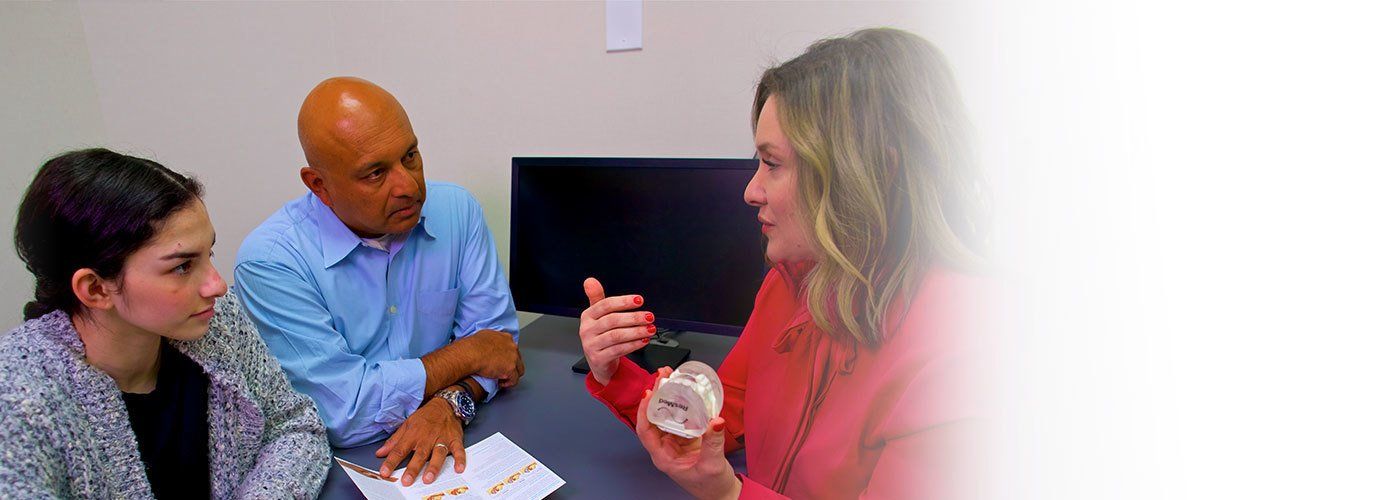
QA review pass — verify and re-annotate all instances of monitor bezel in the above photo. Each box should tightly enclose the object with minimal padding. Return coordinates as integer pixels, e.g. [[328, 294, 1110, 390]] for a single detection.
[[509, 156, 762, 337]]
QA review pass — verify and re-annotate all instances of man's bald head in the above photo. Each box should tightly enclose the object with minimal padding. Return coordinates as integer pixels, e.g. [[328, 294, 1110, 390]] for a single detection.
[[297, 77, 413, 172], [295, 77, 427, 238]]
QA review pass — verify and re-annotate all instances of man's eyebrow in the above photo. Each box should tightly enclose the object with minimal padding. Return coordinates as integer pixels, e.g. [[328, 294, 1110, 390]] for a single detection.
[[356, 160, 385, 175]]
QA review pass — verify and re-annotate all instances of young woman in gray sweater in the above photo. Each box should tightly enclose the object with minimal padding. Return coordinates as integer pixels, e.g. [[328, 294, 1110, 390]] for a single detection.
[[0, 149, 331, 498]]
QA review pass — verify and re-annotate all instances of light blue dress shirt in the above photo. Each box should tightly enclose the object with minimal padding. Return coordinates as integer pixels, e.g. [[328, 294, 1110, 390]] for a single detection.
[[234, 182, 519, 447]]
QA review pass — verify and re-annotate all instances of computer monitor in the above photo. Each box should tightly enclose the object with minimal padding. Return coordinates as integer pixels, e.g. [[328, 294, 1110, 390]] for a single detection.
[[510, 157, 767, 369]]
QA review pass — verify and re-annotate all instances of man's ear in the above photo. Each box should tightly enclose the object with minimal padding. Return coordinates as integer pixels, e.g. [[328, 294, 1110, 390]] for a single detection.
[[301, 166, 333, 208], [71, 268, 116, 311]]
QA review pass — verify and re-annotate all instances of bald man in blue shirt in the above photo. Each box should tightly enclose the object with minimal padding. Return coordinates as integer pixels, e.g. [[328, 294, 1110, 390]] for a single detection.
[[235, 77, 522, 486]]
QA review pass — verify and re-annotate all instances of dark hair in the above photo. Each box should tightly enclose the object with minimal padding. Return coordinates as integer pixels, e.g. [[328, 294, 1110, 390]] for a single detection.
[[14, 148, 204, 320]]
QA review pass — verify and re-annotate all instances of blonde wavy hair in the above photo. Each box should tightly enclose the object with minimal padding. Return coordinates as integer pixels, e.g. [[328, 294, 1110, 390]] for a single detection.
[[753, 27, 987, 345]]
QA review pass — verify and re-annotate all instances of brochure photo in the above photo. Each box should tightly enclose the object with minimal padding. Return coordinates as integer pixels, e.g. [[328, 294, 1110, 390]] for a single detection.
[[336, 432, 565, 500]]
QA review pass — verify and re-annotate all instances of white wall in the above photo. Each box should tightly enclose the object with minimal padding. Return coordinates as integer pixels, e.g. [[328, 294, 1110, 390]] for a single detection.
[[0, 2, 109, 327], [0, 1, 975, 328]]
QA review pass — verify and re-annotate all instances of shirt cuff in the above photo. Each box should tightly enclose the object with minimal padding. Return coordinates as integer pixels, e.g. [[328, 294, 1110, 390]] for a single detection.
[[372, 357, 428, 433], [471, 375, 499, 402], [583, 358, 652, 424]]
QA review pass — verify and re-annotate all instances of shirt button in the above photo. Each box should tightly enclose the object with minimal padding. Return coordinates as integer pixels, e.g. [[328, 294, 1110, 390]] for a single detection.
[[388, 305, 398, 314]]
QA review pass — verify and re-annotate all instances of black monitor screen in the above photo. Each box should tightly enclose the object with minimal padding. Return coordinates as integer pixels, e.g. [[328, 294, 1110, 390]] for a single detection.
[[510, 157, 767, 336]]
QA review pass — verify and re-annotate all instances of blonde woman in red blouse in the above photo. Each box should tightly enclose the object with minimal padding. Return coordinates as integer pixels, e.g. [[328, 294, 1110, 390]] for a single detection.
[[579, 28, 987, 499]]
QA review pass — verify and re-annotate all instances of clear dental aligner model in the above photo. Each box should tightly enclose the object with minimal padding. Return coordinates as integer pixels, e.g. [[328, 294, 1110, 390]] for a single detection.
[[647, 361, 724, 439]]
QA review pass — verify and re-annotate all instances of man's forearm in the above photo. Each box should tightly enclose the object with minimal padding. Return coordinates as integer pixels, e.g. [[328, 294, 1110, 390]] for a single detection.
[[421, 337, 481, 397], [421, 328, 519, 398]]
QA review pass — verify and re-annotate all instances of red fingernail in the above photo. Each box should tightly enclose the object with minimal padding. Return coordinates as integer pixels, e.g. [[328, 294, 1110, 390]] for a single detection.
[[645, 313, 654, 322], [647, 324, 656, 333], [634, 296, 643, 305]]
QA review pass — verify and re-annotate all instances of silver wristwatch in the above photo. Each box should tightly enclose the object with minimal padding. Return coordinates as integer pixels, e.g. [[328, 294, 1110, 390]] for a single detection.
[[435, 385, 477, 427]]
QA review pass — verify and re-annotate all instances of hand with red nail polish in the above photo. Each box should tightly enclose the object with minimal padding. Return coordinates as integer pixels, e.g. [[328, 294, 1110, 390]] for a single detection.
[[635, 385, 740, 500], [578, 277, 655, 386]]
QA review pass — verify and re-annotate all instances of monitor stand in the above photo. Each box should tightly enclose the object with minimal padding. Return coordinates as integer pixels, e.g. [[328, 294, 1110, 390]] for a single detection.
[[571, 329, 692, 374]]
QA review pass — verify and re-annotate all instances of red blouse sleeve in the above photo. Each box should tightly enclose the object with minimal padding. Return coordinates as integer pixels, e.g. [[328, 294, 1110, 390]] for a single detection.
[[583, 268, 788, 452], [737, 474, 789, 499], [584, 357, 653, 428], [713, 312, 756, 454], [583, 347, 749, 454]]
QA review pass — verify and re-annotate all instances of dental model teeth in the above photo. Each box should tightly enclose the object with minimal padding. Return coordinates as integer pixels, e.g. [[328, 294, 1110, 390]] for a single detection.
[[647, 361, 724, 439]]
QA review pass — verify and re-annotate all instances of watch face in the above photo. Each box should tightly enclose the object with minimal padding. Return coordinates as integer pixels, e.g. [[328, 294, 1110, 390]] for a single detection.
[[438, 389, 474, 424], [455, 392, 477, 422], [464, 392, 481, 417]]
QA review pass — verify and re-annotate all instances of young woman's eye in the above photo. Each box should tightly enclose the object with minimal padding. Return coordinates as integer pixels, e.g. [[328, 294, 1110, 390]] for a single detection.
[[762, 159, 781, 169], [173, 262, 192, 275]]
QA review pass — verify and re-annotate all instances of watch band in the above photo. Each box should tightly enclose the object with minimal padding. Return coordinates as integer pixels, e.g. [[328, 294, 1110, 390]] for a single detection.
[[453, 381, 475, 398]]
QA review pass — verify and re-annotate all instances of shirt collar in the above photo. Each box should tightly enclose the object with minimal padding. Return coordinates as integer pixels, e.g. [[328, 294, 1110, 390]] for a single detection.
[[770, 261, 859, 374], [419, 198, 442, 239], [773, 261, 815, 333], [312, 197, 359, 269], [313, 196, 431, 268], [312, 194, 436, 269]]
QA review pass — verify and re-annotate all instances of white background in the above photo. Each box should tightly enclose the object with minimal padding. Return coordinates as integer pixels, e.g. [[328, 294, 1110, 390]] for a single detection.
[[976, 1, 1400, 498]]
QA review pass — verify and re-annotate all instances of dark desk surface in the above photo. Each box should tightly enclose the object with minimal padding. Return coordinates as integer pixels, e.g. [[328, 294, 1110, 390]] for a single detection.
[[318, 314, 740, 499]]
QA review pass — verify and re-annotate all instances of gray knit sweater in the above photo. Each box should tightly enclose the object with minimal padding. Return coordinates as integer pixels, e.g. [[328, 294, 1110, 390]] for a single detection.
[[0, 294, 331, 499]]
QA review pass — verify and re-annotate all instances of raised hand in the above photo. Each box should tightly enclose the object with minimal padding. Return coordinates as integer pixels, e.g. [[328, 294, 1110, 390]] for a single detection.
[[578, 277, 654, 385]]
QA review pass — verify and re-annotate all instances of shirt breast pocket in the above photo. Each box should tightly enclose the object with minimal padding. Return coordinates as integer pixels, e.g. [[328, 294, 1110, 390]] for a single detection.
[[415, 287, 460, 319]]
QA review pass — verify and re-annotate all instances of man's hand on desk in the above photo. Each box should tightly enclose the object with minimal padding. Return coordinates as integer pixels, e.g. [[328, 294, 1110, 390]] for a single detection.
[[375, 397, 466, 486]]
